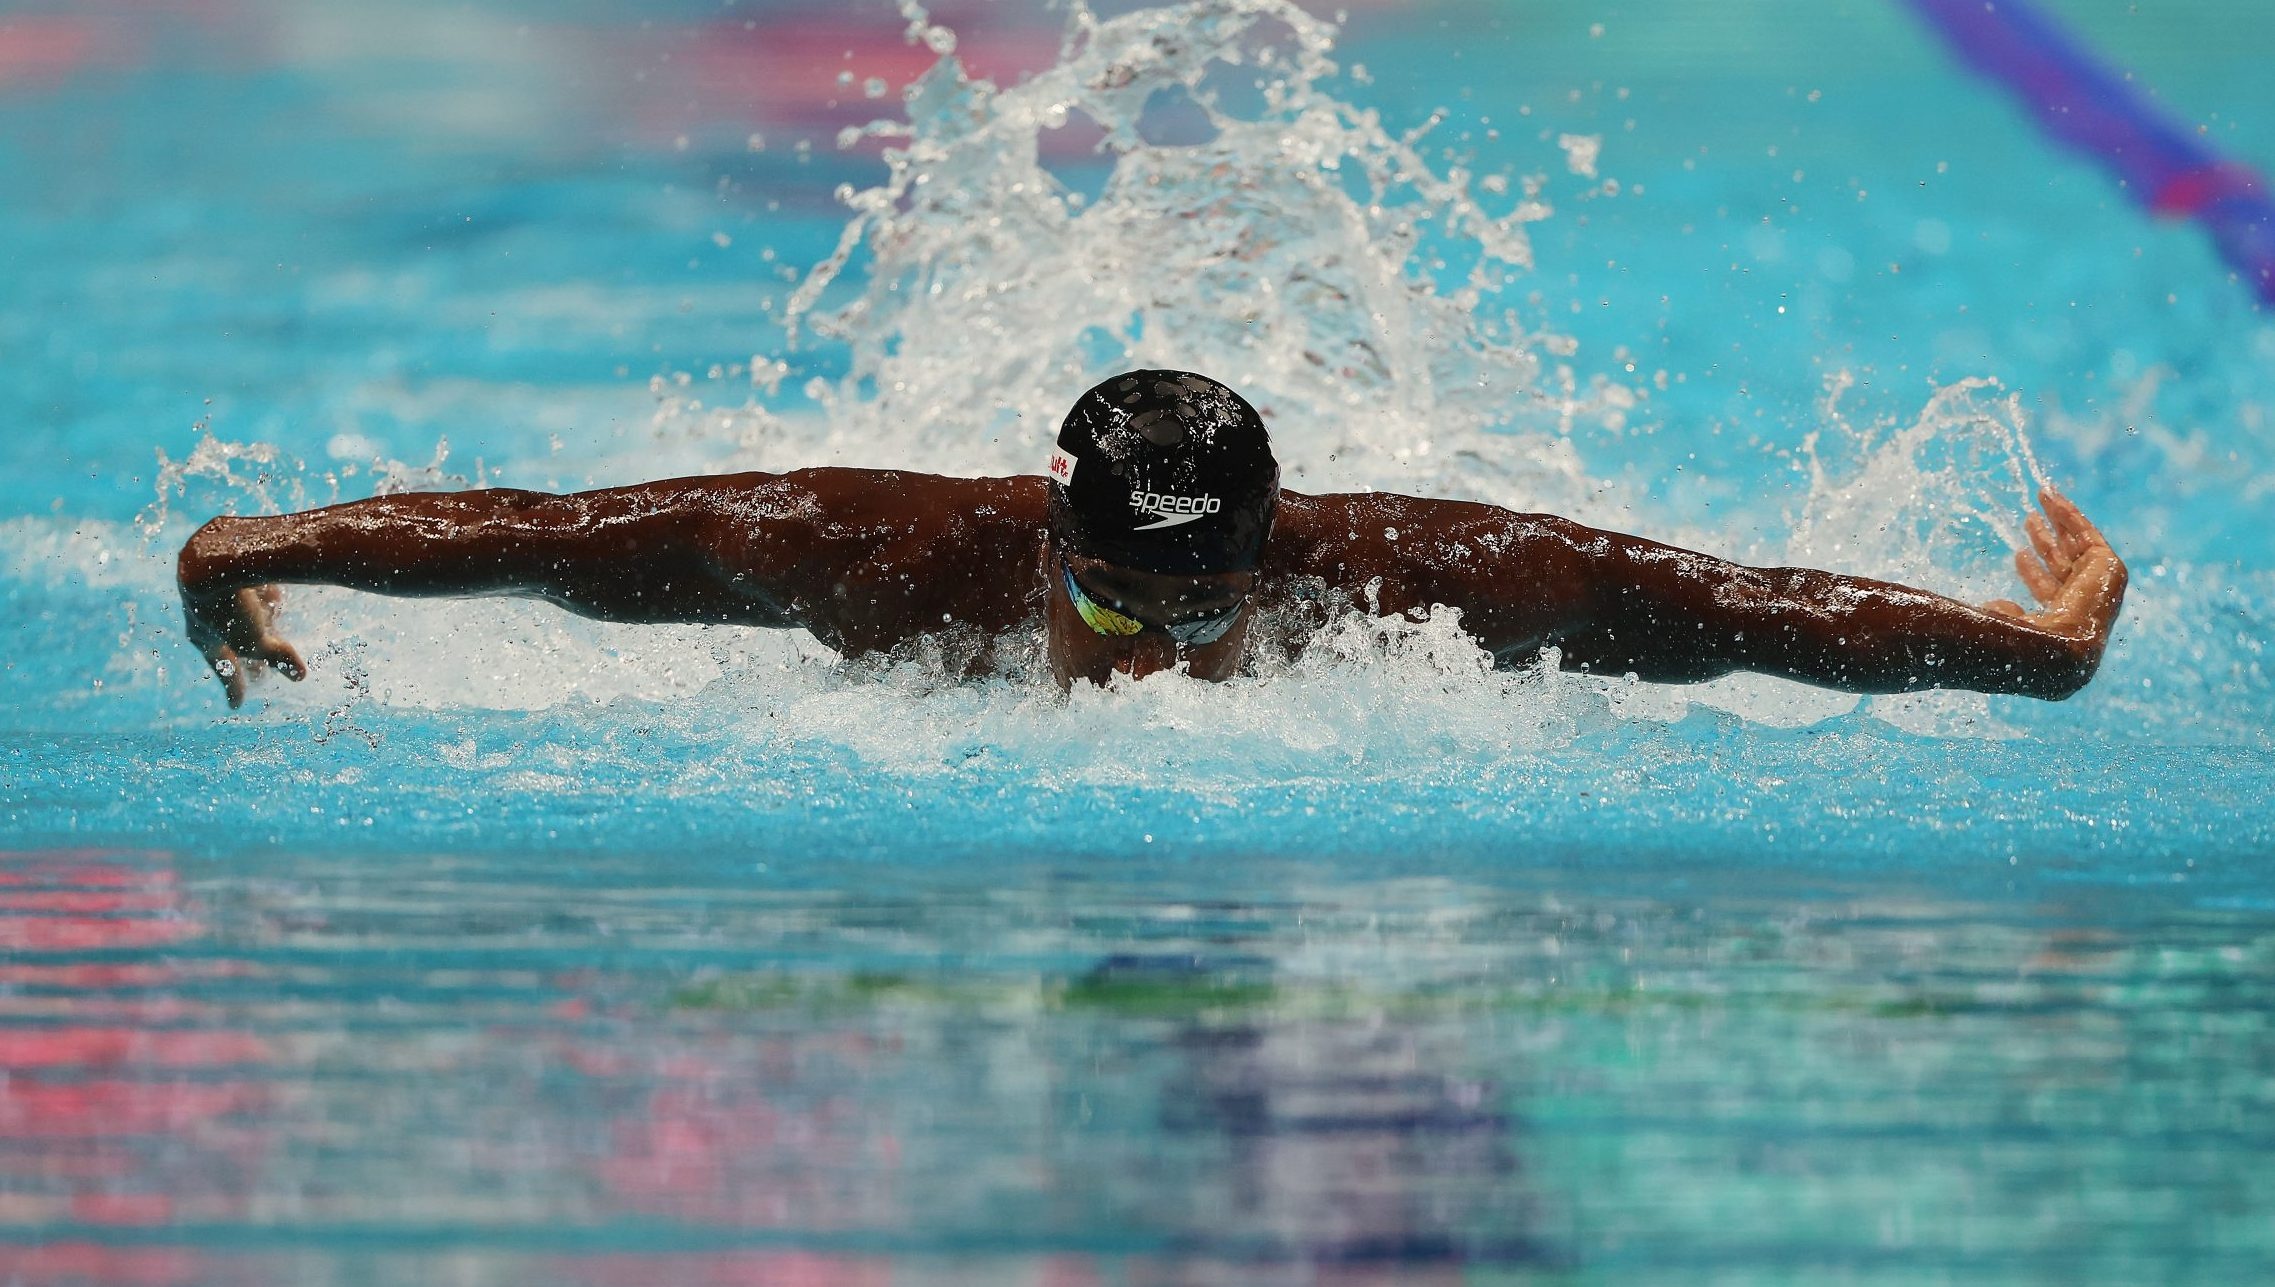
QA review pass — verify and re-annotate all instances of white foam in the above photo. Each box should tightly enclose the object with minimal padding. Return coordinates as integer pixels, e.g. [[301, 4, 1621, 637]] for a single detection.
[[1, 517, 169, 591], [27, 0, 2251, 754]]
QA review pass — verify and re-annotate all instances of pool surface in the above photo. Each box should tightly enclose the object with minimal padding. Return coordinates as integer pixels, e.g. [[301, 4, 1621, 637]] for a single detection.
[[3, 0, 2273, 1281]]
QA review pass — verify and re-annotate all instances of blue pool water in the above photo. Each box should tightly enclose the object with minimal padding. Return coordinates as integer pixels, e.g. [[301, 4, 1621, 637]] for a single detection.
[[3, 0, 2273, 1281]]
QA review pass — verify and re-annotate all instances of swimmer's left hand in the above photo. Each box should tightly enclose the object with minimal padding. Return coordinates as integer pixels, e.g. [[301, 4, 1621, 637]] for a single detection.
[[1980, 487, 2128, 656], [182, 581, 308, 709]]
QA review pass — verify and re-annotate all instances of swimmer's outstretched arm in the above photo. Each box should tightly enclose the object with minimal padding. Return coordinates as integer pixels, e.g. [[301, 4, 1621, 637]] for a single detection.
[[176, 471, 881, 707], [1383, 487, 2125, 700]]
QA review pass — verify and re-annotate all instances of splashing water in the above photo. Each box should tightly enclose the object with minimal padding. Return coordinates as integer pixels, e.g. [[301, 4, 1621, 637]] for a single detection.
[[771, 0, 1621, 512], [14, 0, 2266, 776], [4, 7, 2275, 1282], [636, 0, 2099, 744], [8, 7, 2275, 1277]]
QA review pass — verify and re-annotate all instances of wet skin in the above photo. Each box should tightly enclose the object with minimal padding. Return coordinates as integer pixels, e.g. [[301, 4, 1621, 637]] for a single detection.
[[1046, 550, 1257, 686], [177, 468, 2126, 707]]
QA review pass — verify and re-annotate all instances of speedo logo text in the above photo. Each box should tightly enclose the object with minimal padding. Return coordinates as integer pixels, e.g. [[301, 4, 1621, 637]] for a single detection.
[[1130, 491, 1221, 530]]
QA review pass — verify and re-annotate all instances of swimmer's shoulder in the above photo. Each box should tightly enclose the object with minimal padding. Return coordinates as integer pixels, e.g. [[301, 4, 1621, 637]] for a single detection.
[[684, 467, 1048, 541], [1265, 488, 1590, 580], [704, 466, 1045, 516], [693, 469, 1050, 640], [1261, 490, 1601, 641]]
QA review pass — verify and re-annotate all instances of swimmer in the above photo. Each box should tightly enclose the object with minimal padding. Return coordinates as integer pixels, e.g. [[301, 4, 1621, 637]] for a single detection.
[[177, 370, 2126, 706]]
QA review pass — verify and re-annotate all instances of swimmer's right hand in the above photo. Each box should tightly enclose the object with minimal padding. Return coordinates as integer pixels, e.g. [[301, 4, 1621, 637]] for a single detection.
[[1978, 487, 2128, 689], [179, 526, 307, 708]]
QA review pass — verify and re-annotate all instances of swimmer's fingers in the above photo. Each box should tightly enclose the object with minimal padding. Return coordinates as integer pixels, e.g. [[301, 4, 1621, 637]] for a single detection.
[[1981, 598, 2028, 620], [187, 585, 306, 708], [233, 587, 308, 686], [246, 633, 308, 684], [241, 588, 307, 681], [2026, 513, 2072, 580], [2014, 546, 2062, 604], [2040, 487, 2108, 560], [2054, 542, 2129, 634], [182, 594, 247, 708], [205, 644, 249, 709]]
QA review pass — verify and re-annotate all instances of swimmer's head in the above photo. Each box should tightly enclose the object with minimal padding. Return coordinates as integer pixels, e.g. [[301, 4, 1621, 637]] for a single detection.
[[1044, 370, 1279, 575]]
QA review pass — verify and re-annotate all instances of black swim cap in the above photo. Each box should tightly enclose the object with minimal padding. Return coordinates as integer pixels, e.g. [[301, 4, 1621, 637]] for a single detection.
[[1044, 370, 1279, 574]]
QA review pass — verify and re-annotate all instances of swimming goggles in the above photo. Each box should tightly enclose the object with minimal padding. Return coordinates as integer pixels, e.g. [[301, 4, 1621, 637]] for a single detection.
[[1059, 560, 1246, 648]]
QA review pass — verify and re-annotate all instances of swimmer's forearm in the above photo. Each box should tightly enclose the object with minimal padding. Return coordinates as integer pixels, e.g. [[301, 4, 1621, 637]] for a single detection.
[[1563, 561, 2106, 700], [176, 485, 798, 627], [1731, 572, 2101, 698]]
